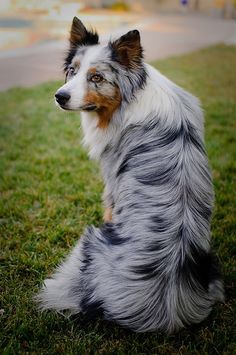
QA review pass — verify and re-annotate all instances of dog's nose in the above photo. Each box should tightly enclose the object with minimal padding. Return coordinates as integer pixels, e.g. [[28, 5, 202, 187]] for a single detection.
[[55, 91, 71, 106]]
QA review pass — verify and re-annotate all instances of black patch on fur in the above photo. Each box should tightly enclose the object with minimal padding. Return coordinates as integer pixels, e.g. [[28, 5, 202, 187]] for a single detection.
[[136, 164, 178, 186], [108, 63, 119, 74], [148, 215, 171, 234], [116, 125, 180, 177], [179, 243, 222, 291], [77, 227, 105, 319], [79, 228, 94, 273], [133, 259, 168, 281], [134, 260, 160, 275], [100, 223, 127, 245], [77, 29, 99, 47], [116, 159, 129, 176], [80, 297, 105, 320], [116, 141, 158, 176], [132, 243, 221, 287], [64, 47, 78, 71], [133, 220, 222, 287], [146, 242, 163, 253], [80, 256, 92, 273], [184, 122, 206, 155], [116, 207, 123, 215], [117, 123, 207, 191]]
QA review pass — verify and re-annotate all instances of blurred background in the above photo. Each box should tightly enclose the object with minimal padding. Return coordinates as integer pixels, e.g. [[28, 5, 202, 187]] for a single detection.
[[0, 0, 236, 90], [0, 4, 236, 353]]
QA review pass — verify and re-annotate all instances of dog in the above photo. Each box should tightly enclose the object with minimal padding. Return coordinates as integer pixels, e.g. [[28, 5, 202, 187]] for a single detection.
[[37, 17, 224, 333]]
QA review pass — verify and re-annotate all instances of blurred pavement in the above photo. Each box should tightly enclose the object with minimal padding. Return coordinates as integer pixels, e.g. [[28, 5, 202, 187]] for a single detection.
[[0, 13, 236, 91]]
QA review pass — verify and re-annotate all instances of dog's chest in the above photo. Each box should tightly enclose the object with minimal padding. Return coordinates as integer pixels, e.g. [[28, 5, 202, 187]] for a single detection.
[[81, 112, 116, 160]]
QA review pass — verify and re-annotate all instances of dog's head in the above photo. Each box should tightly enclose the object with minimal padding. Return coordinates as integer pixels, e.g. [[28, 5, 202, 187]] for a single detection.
[[55, 17, 146, 128]]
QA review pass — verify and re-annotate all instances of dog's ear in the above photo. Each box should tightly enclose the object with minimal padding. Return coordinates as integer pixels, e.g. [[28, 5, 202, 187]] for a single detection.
[[109, 30, 143, 69], [69, 17, 99, 48]]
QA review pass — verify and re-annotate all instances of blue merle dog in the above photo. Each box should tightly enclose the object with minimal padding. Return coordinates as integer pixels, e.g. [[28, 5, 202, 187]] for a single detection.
[[37, 17, 224, 333]]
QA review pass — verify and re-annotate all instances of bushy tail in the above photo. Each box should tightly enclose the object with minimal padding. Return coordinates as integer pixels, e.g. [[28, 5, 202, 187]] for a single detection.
[[36, 224, 224, 333], [36, 237, 85, 314]]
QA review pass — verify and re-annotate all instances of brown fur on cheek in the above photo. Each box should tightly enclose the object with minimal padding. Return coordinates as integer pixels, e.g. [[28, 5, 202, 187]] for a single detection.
[[83, 87, 121, 129]]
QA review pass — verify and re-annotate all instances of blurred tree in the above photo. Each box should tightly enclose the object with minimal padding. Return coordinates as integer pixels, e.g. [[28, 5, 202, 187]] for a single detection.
[[193, 0, 200, 10], [224, 0, 235, 18]]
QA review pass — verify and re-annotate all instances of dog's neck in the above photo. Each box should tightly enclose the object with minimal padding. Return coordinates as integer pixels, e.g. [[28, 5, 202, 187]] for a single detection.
[[80, 64, 202, 160]]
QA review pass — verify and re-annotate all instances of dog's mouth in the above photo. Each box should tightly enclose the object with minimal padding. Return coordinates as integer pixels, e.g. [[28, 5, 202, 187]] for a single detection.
[[56, 102, 98, 112], [80, 104, 98, 112]]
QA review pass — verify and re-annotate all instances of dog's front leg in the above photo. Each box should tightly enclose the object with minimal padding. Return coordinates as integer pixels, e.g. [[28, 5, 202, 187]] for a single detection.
[[102, 185, 114, 223], [103, 206, 113, 222]]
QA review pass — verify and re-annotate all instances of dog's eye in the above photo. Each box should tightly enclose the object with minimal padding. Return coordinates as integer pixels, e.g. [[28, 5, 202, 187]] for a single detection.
[[91, 74, 103, 83], [68, 67, 75, 75], [65, 67, 76, 83]]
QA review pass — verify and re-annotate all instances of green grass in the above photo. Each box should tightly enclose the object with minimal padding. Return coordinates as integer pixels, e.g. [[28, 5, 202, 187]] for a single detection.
[[0, 45, 236, 354]]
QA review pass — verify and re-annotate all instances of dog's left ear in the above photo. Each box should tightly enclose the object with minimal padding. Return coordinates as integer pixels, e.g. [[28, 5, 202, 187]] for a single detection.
[[109, 30, 143, 69], [69, 17, 99, 48]]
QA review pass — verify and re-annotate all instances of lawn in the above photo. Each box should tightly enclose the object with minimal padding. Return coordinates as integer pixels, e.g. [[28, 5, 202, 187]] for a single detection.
[[0, 45, 236, 354]]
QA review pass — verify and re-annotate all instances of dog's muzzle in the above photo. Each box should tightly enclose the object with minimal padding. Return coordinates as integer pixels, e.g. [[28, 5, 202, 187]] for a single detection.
[[55, 90, 71, 107], [55, 90, 98, 112]]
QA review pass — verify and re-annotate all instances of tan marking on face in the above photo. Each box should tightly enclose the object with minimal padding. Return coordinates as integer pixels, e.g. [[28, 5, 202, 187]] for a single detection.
[[83, 87, 121, 129], [88, 67, 97, 74]]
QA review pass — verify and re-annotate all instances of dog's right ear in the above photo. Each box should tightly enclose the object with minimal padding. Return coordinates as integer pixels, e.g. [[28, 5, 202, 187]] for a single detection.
[[69, 17, 99, 48]]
